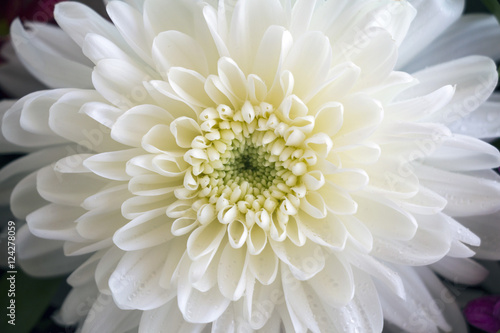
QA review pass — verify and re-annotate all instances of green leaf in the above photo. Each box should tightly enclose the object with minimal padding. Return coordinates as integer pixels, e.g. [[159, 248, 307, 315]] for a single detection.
[[0, 270, 64, 333], [0, 19, 9, 37], [481, 0, 500, 24]]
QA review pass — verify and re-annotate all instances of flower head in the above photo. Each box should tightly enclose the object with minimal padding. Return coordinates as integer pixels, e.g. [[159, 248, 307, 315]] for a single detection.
[[2, 0, 500, 332]]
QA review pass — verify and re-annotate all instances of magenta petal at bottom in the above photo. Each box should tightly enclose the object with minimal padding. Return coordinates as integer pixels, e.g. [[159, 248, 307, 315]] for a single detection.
[[464, 295, 500, 333]]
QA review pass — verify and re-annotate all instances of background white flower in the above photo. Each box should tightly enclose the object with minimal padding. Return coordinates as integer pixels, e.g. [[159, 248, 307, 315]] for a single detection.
[[1, 0, 500, 332]]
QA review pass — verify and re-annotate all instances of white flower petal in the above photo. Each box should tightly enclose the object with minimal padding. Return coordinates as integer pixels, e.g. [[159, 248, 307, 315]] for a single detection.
[[244, 276, 281, 330], [83, 33, 135, 65], [48, 89, 126, 152], [26, 204, 85, 242], [299, 191, 327, 219], [177, 254, 231, 323], [217, 57, 248, 103], [281, 263, 338, 333], [375, 265, 450, 333], [142, 124, 188, 156], [17, 225, 87, 277], [317, 181, 358, 215], [252, 25, 292, 91], [415, 267, 467, 333], [248, 242, 279, 286], [109, 244, 173, 310], [56, 281, 98, 325], [36, 165, 109, 206], [283, 31, 331, 100], [448, 95, 500, 139], [168, 67, 212, 108], [334, 142, 381, 165], [122, 193, 176, 219], [340, 215, 374, 253], [227, 220, 248, 249], [113, 210, 174, 251], [10, 20, 93, 89], [346, 252, 405, 299], [81, 294, 141, 333], [10, 172, 47, 219], [67, 250, 104, 288], [107, 1, 154, 66], [284, 214, 306, 246], [111, 104, 173, 147], [211, 303, 236, 333], [217, 243, 248, 301], [398, 185, 447, 215], [0, 43, 46, 98], [144, 0, 199, 37], [458, 211, 500, 260], [334, 94, 384, 146], [270, 238, 325, 281], [2, 91, 70, 148], [77, 209, 128, 240], [305, 63, 360, 113], [18, 89, 71, 136], [348, 29, 398, 89], [397, 0, 464, 69], [82, 184, 132, 211], [308, 254, 354, 307], [84, 148, 141, 181], [153, 31, 209, 77], [372, 213, 451, 266], [289, 0, 316, 36], [92, 59, 157, 109], [158, 236, 188, 291], [353, 195, 417, 241], [444, 214, 480, 247], [189, 244, 222, 292], [55, 1, 127, 49], [425, 134, 500, 171], [170, 117, 202, 149], [324, 168, 368, 192], [431, 257, 488, 285], [386, 85, 455, 122], [403, 15, 500, 73], [246, 223, 267, 255], [312, 102, 344, 137], [402, 56, 498, 125], [64, 238, 114, 256], [92, 246, 121, 294], [201, 4, 230, 60], [297, 210, 347, 250], [187, 222, 226, 261], [147, 80, 200, 119], [329, 269, 383, 333], [139, 300, 205, 333], [129, 174, 182, 196], [0, 145, 73, 206], [228, 0, 285, 72], [417, 165, 500, 217]]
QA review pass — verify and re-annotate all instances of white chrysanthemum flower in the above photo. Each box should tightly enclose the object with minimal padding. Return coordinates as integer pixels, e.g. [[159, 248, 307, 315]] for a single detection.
[[2, 0, 500, 332]]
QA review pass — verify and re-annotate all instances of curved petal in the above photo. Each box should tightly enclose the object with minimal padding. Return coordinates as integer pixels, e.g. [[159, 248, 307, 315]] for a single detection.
[[109, 244, 173, 310], [397, 0, 464, 69], [10, 20, 92, 89], [139, 299, 205, 333]]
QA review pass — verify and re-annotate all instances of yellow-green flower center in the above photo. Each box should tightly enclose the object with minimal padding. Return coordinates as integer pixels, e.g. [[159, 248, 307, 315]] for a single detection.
[[183, 101, 316, 226]]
